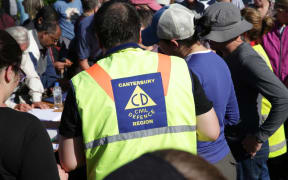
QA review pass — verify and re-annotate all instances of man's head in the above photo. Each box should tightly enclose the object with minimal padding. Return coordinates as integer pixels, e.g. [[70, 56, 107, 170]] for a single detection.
[[93, 1, 141, 50], [274, 0, 288, 24], [201, 2, 252, 51], [34, 6, 61, 48], [35, 5, 59, 27], [142, 4, 201, 56], [82, 0, 101, 13], [105, 150, 227, 180], [0, 30, 23, 103], [37, 22, 61, 48], [5, 26, 30, 51]]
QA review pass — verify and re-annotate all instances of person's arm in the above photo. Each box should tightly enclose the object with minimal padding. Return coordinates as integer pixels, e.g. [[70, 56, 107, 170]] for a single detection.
[[197, 108, 220, 141], [242, 53, 288, 153], [224, 82, 240, 126], [191, 72, 220, 141], [58, 87, 86, 172], [76, 20, 92, 70], [59, 136, 86, 172], [78, 59, 90, 70], [21, 52, 48, 108]]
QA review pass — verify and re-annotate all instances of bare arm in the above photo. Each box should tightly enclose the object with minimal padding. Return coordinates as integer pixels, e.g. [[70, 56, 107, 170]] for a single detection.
[[196, 107, 220, 141], [79, 59, 90, 70], [58, 136, 86, 172]]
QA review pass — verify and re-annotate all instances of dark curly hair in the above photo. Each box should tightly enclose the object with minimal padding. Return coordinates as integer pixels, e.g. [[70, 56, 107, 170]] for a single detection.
[[34, 5, 59, 34]]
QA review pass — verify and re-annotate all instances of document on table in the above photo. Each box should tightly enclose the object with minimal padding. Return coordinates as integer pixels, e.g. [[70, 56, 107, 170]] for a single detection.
[[28, 109, 62, 121]]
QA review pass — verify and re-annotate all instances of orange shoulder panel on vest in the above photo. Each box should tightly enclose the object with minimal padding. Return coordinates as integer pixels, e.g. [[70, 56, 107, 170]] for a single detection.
[[86, 53, 171, 100]]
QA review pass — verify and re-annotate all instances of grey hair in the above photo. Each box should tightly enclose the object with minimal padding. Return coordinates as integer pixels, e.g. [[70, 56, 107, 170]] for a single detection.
[[5, 26, 29, 45]]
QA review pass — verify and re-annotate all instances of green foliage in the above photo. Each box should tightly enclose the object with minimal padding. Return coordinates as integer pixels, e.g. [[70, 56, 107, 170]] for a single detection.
[[44, 0, 57, 5]]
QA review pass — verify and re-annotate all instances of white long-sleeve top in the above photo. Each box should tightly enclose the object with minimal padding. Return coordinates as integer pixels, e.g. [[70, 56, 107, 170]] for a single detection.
[[21, 51, 44, 102], [5, 30, 44, 108]]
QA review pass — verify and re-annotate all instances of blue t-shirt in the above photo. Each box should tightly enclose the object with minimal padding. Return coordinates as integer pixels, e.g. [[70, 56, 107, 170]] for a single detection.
[[54, 0, 83, 40], [75, 14, 101, 62], [185, 51, 239, 163]]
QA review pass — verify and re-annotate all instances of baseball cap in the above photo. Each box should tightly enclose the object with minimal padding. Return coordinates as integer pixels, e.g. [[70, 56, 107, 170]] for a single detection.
[[141, 3, 195, 46], [130, 0, 162, 11], [202, 2, 253, 42]]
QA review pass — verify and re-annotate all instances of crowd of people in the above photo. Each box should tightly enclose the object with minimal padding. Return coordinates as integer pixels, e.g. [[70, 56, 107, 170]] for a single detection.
[[0, 0, 288, 179]]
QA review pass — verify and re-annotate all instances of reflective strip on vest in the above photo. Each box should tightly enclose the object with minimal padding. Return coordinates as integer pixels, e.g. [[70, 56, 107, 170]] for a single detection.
[[253, 45, 287, 158], [85, 125, 196, 149], [269, 140, 287, 152]]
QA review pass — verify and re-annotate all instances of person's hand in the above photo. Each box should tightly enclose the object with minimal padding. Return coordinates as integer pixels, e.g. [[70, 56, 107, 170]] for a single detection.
[[14, 103, 33, 112], [57, 164, 69, 180], [0, 103, 7, 107], [32, 102, 49, 109], [54, 61, 66, 71], [65, 59, 73, 67], [242, 135, 263, 157]]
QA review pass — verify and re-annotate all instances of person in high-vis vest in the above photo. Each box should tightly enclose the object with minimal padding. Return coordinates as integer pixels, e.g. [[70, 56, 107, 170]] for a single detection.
[[241, 7, 287, 159], [254, 46, 287, 158], [58, 2, 220, 180], [241, 7, 287, 180]]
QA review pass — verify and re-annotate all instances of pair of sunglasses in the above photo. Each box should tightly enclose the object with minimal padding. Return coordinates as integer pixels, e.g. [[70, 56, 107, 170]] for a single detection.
[[12, 65, 26, 83], [19, 68, 26, 83]]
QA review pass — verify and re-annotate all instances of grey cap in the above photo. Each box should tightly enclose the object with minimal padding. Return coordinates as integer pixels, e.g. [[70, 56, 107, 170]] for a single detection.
[[202, 2, 253, 42], [141, 4, 195, 46]]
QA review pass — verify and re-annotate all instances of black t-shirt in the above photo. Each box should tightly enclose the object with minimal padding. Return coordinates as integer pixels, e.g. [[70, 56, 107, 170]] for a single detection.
[[59, 71, 213, 138], [0, 108, 60, 180]]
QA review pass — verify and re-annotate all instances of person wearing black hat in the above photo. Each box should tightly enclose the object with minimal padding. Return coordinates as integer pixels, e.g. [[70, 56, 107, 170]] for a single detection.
[[202, 2, 288, 180]]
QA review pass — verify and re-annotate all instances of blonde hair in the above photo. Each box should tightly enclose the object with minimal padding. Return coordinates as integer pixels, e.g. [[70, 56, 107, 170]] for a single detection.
[[241, 7, 274, 41], [23, 0, 44, 20]]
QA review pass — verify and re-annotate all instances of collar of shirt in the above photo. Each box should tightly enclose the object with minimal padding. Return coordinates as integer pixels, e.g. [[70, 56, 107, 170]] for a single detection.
[[32, 29, 47, 56], [105, 43, 142, 57], [32, 29, 44, 50], [184, 50, 211, 62]]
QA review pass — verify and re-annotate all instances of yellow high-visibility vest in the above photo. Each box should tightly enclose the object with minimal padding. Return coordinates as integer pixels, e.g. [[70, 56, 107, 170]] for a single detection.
[[72, 47, 197, 180], [253, 44, 287, 158]]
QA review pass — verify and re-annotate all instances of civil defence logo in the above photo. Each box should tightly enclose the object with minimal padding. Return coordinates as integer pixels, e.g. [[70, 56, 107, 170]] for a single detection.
[[111, 73, 167, 133], [125, 85, 157, 110]]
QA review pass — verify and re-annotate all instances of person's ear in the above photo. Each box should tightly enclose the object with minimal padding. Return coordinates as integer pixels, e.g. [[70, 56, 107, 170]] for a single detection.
[[37, 17, 43, 25], [38, 31, 45, 39], [5, 66, 14, 83], [170, 39, 179, 48], [139, 28, 143, 44], [236, 35, 243, 42]]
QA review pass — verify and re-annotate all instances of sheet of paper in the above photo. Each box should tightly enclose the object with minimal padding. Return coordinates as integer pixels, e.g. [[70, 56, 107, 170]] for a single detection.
[[28, 109, 62, 122]]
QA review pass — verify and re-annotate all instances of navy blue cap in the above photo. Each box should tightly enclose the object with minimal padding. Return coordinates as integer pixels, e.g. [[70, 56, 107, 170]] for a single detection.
[[141, 6, 169, 46]]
